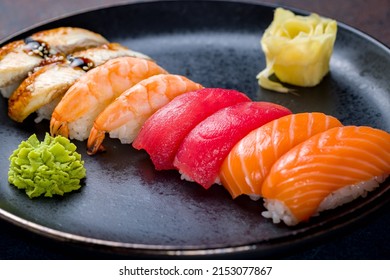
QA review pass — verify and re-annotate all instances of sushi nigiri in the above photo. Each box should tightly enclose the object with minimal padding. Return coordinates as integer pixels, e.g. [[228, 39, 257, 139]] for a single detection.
[[87, 74, 203, 154], [132, 88, 251, 170], [174, 101, 292, 189], [0, 27, 108, 97], [8, 43, 151, 123], [261, 126, 390, 226], [50, 56, 167, 141], [219, 112, 343, 200]]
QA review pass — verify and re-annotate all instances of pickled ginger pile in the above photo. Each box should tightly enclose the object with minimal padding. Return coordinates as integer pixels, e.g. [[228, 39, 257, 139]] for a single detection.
[[257, 8, 337, 93]]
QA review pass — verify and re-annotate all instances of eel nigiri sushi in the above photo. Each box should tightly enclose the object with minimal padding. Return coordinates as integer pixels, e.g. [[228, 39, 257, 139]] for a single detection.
[[8, 43, 151, 123], [261, 126, 390, 226], [87, 74, 203, 154], [132, 88, 251, 170], [50, 56, 167, 141], [219, 112, 343, 200], [0, 27, 108, 97], [174, 101, 292, 189]]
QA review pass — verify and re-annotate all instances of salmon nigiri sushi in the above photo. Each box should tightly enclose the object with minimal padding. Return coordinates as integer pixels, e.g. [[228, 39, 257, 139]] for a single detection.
[[261, 126, 390, 226], [174, 101, 292, 189], [132, 88, 250, 170], [219, 112, 343, 200]]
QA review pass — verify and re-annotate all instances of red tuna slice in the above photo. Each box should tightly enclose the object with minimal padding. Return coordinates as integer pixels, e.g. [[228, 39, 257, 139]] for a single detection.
[[132, 88, 251, 170], [173, 101, 292, 189]]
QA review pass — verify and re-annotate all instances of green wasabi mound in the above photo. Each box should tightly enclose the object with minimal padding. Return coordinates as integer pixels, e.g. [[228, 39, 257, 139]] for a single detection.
[[8, 133, 86, 198]]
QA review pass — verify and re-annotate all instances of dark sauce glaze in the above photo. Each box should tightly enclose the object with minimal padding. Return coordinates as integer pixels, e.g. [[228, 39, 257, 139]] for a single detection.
[[67, 55, 95, 71], [23, 37, 50, 58]]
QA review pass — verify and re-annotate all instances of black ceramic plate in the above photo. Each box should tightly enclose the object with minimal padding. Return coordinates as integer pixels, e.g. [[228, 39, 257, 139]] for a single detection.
[[0, 0, 389, 258]]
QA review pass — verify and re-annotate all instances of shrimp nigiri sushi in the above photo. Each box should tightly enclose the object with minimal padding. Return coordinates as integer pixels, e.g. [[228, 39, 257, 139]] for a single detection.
[[219, 112, 343, 200], [8, 43, 151, 123], [87, 74, 203, 154], [0, 27, 108, 97], [132, 88, 251, 170], [261, 126, 390, 226], [50, 56, 167, 141], [174, 101, 292, 189]]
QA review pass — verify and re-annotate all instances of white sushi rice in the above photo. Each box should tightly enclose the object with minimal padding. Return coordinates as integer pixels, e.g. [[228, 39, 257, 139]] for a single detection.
[[178, 170, 223, 185], [34, 96, 62, 123], [262, 174, 388, 226], [262, 199, 299, 226], [0, 81, 20, 98], [68, 111, 98, 141], [179, 171, 195, 183], [248, 194, 262, 201], [108, 122, 140, 144], [317, 174, 387, 212]]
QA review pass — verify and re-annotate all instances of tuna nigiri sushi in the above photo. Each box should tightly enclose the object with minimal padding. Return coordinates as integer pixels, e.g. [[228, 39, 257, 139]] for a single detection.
[[87, 74, 203, 154], [219, 112, 343, 200], [132, 88, 251, 170], [261, 126, 390, 226], [174, 101, 292, 189]]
